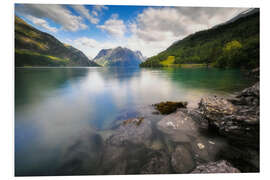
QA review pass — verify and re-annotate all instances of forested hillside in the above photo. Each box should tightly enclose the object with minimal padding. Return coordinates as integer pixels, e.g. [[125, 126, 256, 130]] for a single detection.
[[15, 16, 99, 67], [140, 9, 259, 69]]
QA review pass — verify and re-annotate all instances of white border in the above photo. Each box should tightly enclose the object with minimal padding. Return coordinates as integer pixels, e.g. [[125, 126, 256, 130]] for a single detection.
[[1, 0, 269, 180]]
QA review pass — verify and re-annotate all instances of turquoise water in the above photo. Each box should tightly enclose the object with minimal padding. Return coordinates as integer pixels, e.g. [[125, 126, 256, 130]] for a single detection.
[[15, 67, 254, 175]]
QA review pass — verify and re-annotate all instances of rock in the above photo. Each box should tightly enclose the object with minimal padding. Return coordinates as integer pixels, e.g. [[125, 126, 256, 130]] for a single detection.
[[197, 143, 205, 149], [198, 94, 259, 147], [107, 118, 152, 146], [157, 110, 199, 142], [236, 82, 259, 105], [190, 137, 212, 163], [98, 145, 126, 174], [248, 68, 259, 79], [122, 117, 144, 126], [149, 139, 164, 150], [109, 161, 127, 175], [228, 82, 259, 108], [140, 150, 171, 174], [191, 160, 240, 173], [58, 131, 103, 175], [171, 145, 195, 173], [198, 96, 236, 126], [153, 101, 187, 114], [217, 145, 259, 172], [196, 83, 259, 172], [182, 108, 208, 130], [98, 118, 154, 174], [101, 144, 169, 174]]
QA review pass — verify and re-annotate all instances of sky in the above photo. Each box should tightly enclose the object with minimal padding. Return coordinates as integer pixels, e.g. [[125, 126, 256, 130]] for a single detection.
[[15, 4, 248, 59]]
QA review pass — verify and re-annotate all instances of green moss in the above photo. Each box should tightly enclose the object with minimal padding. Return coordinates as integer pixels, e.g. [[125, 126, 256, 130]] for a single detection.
[[154, 101, 188, 115]]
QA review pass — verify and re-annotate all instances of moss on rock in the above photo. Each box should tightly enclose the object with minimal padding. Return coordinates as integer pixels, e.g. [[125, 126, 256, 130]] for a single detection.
[[153, 101, 188, 115]]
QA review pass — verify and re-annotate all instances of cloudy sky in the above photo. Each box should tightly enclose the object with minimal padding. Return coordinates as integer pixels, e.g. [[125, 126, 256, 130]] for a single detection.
[[15, 4, 248, 58]]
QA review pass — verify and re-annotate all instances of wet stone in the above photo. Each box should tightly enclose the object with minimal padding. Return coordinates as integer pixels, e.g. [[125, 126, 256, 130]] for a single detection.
[[198, 90, 259, 147], [171, 145, 195, 173], [58, 130, 103, 175], [157, 110, 199, 142], [98, 145, 126, 174], [106, 117, 152, 146], [140, 150, 171, 174], [191, 160, 241, 173]]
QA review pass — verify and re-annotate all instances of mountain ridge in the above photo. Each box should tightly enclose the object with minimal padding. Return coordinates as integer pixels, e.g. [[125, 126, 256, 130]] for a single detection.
[[15, 16, 99, 67], [140, 8, 259, 69], [93, 47, 145, 67]]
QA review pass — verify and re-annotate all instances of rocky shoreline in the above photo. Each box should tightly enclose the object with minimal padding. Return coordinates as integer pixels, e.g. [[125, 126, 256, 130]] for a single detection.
[[59, 81, 259, 175]]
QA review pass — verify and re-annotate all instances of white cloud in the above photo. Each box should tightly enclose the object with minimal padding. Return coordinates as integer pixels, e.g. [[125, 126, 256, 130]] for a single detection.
[[66, 7, 249, 58], [131, 7, 247, 43], [92, 5, 108, 17], [125, 7, 248, 57], [93, 5, 108, 12], [16, 4, 87, 32], [92, 11, 98, 16], [97, 14, 127, 37], [25, 15, 58, 33], [71, 5, 99, 24]]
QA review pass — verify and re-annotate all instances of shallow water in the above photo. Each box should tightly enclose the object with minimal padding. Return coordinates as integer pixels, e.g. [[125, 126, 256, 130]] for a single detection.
[[15, 67, 255, 175]]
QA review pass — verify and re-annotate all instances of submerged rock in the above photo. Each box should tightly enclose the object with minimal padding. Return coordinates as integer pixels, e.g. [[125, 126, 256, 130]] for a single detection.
[[58, 130, 103, 175], [153, 101, 187, 114], [191, 160, 240, 173], [107, 117, 152, 146], [98, 117, 156, 174], [171, 145, 195, 173], [140, 150, 171, 174], [149, 139, 164, 150], [122, 117, 144, 126], [98, 145, 127, 174]]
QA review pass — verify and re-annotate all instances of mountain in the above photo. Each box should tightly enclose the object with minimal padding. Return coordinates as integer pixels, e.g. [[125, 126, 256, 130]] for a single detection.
[[213, 8, 259, 28], [135, 50, 147, 62], [140, 8, 259, 69], [93, 47, 145, 67], [15, 16, 99, 67]]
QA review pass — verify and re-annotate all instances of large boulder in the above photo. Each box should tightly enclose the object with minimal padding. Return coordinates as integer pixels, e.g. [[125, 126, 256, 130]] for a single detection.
[[198, 85, 259, 147], [157, 110, 199, 142], [191, 160, 240, 173]]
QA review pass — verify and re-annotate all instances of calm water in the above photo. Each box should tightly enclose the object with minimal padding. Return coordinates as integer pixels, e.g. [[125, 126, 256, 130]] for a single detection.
[[15, 67, 254, 175]]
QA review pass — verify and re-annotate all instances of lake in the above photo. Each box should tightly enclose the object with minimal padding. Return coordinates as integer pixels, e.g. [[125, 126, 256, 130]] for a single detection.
[[15, 67, 255, 176]]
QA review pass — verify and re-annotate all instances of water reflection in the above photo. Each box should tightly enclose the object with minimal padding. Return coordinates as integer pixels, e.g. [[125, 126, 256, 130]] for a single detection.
[[15, 67, 253, 175]]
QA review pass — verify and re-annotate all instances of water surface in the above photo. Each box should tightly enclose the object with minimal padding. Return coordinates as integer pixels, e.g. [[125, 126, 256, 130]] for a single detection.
[[15, 67, 254, 175]]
